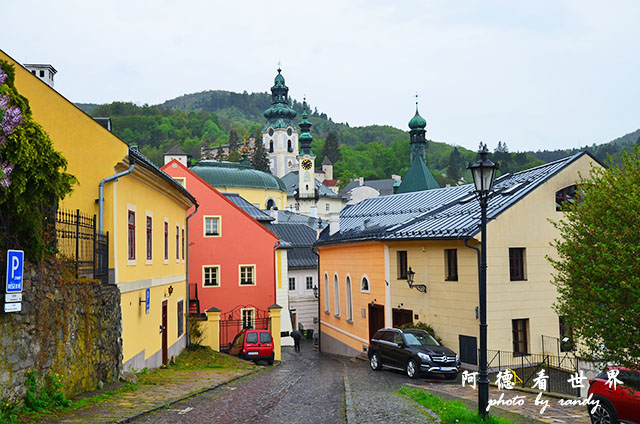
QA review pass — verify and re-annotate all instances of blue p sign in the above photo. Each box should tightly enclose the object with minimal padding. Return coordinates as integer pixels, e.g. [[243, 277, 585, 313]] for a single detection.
[[6, 250, 24, 293]]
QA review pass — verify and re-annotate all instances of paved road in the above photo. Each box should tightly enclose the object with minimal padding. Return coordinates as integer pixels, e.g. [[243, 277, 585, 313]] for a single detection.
[[131, 340, 431, 424]]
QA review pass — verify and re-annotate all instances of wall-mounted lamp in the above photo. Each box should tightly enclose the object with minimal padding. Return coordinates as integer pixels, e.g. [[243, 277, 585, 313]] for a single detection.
[[168, 285, 174, 296], [406, 267, 427, 293], [369, 298, 377, 306], [397, 303, 404, 309], [313, 285, 319, 299]]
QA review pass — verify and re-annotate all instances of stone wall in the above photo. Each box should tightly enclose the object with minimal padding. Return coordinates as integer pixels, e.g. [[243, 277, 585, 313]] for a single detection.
[[0, 258, 122, 402]]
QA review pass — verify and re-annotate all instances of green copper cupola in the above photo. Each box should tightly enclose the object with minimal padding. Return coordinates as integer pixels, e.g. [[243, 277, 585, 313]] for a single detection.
[[298, 100, 313, 156], [408, 100, 427, 164], [263, 68, 297, 129]]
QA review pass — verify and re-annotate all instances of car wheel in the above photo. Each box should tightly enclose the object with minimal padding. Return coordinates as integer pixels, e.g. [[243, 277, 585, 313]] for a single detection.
[[406, 359, 418, 379], [370, 353, 382, 371], [589, 397, 618, 424]]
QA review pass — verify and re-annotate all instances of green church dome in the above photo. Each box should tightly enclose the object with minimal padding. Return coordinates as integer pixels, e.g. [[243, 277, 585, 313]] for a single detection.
[[408, 107, 427, 130], [191, 161, 287, 191], [263, 68, 297, 129]]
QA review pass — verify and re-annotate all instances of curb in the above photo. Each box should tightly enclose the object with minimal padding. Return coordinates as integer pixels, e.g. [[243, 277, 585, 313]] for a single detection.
[[397, 391, 441, 423], [117, 363, 277, 423]]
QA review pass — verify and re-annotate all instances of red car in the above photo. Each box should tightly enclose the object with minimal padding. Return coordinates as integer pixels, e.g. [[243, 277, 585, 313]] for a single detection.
[[588, 366, 640, 424], [228, 329, 274, 365]]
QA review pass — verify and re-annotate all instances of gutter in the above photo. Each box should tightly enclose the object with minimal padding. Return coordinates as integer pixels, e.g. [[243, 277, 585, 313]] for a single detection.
[[185, 203, 199, 347], [99, 155, 135, 235]]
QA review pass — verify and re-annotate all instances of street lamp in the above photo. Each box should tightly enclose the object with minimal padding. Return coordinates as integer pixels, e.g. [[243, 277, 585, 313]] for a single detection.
[[406, 267, 427, 293], [467, 143, 498, 418], [313, 285, 319, 299]]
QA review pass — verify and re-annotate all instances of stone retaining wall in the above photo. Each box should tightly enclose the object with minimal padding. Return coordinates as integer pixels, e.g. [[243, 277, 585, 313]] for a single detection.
[[0, 258, 122, 402]]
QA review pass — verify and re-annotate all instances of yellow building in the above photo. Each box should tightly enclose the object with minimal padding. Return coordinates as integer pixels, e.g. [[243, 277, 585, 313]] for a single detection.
[[317, 152, 602, 363], [1, 49, 197, 371]]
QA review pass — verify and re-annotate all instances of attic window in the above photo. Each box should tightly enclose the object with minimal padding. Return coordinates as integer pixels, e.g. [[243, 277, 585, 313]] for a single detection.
[[555, 185, 577, 211]]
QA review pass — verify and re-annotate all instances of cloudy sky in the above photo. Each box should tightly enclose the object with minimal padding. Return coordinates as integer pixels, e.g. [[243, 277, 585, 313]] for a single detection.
[[3, 0, 639, 152]]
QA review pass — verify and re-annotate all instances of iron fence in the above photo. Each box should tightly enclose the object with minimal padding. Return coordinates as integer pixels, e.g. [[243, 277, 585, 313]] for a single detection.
[[484, 349, 580, 397], [55, 209, 109, 284], [219, 305, 270, 350]]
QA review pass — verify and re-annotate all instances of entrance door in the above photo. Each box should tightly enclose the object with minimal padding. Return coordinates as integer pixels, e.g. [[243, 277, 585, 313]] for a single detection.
[[291, 311, 297, 331], [368, 304, 385, 341], [392, 308, 413, 327], [162, 300, 168, 365]]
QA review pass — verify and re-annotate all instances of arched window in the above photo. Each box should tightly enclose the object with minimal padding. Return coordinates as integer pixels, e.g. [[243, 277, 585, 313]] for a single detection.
[[334, 274, 340, 317], [556, 185, 577, 211], [324, 273, 330, 313], [345, 276, 353, 321], [266, 198, 276, 210], [287, 139, 293, 152], [361, 276, 370, 293], [269, 140, 274, 153]]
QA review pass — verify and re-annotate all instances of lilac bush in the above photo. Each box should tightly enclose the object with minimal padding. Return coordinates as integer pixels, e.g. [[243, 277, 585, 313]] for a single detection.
[[0, 64, 19, 187]]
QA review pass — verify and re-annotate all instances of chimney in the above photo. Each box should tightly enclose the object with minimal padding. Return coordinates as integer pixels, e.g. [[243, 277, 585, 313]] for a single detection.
[[316, 218, 324, 240], [24, 64, 57, 87], [359, 177, 364, 186], [329, 212, 340, 236], [270, 209, 278, 223]]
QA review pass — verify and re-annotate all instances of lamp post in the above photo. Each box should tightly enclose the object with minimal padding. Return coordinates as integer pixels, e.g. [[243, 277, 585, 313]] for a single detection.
[[467, 143, 498, 418]]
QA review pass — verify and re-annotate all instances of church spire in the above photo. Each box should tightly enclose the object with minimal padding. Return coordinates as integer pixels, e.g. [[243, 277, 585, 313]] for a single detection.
[[408, 95, 427, 164], [263, 67, 297, 129], [298, 97, 313, 156]]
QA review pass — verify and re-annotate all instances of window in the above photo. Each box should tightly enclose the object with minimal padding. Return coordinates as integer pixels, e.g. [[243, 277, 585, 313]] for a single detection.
[[146, 216, 152, 261], [269, 140, 274, 153], [127, 210, 136, 260], [512, 319, 529, 355], [306, 276, 313, 290], [324, 273, 330, 313], [175, 225, 180, 261], [345, 276, 353, 322], [177, 300, 184, 337], [203, 266, 220, 287], [334, 274, 340, 317], [397, 251, 408, 279], [164, 221, 169, 261], [39, 70, 44, 77], [242, 308, 255, 329], [181, 228, 185, 260], [173, 177, 186, 188], [204, 216, 221, 236], [556, 185, 577, 211], [509, 248, 526, 281], [287, 139, 293, 152], [361, 276, 370, 292], [260, 332, 272, 343], [289, 277, 296, 291], [325, 203, 330, 211], [559, 316, 574, 352], [246, 330, 258, 342], [240, 265, 256, 285], [445, 249, 458, 281]]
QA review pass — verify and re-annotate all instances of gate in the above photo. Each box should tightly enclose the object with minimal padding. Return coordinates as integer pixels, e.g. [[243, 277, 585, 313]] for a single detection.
[[219, 305, 270, 350]]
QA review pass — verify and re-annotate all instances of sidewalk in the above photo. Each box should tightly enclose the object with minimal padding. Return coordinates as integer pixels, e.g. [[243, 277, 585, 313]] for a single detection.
[[31, 365, 261, 424], [410, 380, 592, 423]]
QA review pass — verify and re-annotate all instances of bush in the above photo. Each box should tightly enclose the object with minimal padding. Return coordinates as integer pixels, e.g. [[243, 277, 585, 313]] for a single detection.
[[398, 321, 443, 344], [23, 370, 70, 413]]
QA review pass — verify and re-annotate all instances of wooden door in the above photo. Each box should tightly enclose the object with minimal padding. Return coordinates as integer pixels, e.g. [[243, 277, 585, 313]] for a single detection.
[[162, 300, 168, 365], [392, 308, 413, 327], [368, 304, 385, 341]]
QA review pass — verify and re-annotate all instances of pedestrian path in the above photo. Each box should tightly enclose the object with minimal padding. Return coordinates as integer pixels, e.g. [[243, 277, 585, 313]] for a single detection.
[[410, 380, 592, 423], [34, 366, 258, 424]]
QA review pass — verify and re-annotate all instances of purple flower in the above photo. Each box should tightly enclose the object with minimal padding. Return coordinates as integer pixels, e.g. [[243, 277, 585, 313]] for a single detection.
[[1, 106, 22, 136], [0, 161, 13, 188], [0, 94, 8, 110], [0, 67, 6, 85]]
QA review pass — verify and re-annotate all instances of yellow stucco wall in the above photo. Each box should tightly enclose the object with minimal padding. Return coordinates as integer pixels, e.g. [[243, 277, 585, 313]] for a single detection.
[[212, 186, 287, 210], [318, 242, 385, 353], [1, 49, 194, 368]]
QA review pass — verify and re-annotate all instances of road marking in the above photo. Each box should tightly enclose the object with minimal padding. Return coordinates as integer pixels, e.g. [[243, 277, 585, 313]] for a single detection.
[[167, 407, 193, 415]]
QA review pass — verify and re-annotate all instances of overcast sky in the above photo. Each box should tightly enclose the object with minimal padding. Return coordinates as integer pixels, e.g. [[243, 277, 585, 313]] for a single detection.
[[3, 0, 639, 152]]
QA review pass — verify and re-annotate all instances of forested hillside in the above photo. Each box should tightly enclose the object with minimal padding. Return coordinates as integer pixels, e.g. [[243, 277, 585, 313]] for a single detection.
[[79, 90, 574, 185]]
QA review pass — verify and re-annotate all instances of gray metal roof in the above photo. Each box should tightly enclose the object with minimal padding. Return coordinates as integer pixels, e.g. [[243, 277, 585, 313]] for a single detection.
[[273, 209, 328, 230], [318, 152, 597, 245], [263, 223, 318, 269], [281, 171, 342, 199], [222, 193, 274, 222], [339, 178, 399, 197]]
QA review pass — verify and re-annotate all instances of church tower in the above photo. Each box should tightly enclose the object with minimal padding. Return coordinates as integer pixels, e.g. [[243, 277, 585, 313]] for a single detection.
[[408, 100, 428, 164], [262, 68, 299, 177], [297, 101, 316, 199]]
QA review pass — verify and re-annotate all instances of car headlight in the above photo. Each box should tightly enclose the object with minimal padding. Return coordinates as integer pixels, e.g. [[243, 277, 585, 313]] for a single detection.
[[417, 352, 431, 361], [456, 354, 460, 362]]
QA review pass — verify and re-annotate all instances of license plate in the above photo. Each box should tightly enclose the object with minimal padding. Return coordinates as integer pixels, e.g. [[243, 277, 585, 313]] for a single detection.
[[247, 351, 259, 355]]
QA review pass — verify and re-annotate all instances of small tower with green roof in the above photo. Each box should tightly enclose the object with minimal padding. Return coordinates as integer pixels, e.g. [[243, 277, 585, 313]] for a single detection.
[[262, 67, 299, 178], [396, 98, 440, 194], [297, 99, 316, 199]]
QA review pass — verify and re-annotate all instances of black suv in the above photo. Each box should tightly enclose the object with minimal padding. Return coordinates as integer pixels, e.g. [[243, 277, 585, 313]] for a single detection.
[[368, 328, 460, 379]]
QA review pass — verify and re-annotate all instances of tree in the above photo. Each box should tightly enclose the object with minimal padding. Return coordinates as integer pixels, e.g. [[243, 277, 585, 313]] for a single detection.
[[228, 129, 240, 155], [251, 132, 271, 173], [324, 131, 341, 163], [549, 149, 640, 369], [446, 147, 462, 180]]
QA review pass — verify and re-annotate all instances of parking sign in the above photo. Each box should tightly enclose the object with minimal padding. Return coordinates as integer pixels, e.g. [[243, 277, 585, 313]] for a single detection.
[[6, 250, 24, 294]]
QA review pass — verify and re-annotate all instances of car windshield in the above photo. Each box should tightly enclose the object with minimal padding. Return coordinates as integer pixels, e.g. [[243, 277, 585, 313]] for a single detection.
[[404, 331, 440, 346]]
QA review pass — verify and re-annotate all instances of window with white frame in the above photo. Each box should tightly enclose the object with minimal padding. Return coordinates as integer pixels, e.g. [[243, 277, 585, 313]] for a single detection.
[[203, 265, 220, 287], [163, 220, 169, 261], [289, 277, 296, 291], [204, 216, 221, 237], [306, 276, 313, 290], [324, 273, 330, 313], [242, 308, 255, 329], [361, 276, 370, 293], [145, 215, 153, 261], [345, 276, 353, 321], [334, 274, 340, 317], [240, 265, 256, 285], [127, 210, 136, 260]]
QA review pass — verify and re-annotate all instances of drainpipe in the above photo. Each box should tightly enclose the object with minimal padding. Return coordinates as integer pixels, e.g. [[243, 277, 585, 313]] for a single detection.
[[273, 240, 281, 305], [312, 247, 321, 352], [463, 237, 481, 322], [185, 203, 199, 347], [98, 156, 135, 235]]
